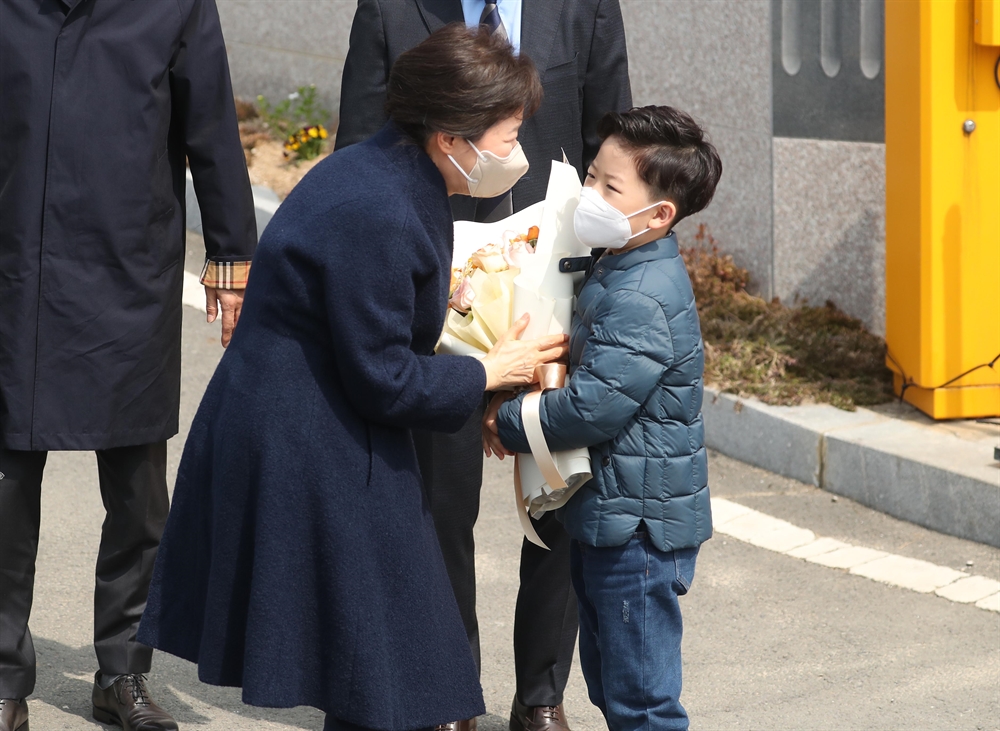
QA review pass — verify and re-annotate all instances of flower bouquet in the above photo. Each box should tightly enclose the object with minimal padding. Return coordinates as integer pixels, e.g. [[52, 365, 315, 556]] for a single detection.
[[437, 161, 594, 549], [437, 226, 540, 357]]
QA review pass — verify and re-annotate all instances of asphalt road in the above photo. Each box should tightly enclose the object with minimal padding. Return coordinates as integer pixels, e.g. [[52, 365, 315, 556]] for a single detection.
[[17, 243, 1000, 730]]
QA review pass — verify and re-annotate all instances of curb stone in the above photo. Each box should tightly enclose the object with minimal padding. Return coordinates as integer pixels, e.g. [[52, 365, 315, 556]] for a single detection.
[[703, 387, 1000, 548]]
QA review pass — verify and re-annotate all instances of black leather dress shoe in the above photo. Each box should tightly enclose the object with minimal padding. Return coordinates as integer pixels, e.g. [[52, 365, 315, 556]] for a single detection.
[[92, 674, 177, 731], [509, 696, 571, 731], [0, 698, 28, 731], [434, 720, 478, 731]]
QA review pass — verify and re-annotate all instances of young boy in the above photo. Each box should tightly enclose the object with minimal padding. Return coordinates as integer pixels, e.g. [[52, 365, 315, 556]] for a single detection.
[[485, 105, 722, 730]]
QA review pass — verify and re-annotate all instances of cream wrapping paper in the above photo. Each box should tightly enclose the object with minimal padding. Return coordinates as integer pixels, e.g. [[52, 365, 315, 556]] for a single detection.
[[510, 162, 593, 549], [437, 161, 594, 550]]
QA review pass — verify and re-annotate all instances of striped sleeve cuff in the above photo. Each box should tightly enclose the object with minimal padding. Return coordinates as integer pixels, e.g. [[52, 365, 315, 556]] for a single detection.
[[200, 260, 252, 289]]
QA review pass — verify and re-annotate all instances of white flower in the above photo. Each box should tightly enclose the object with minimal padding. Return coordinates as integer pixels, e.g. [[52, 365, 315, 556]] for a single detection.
[[470, 243, 509, 274], [503, 239, 535, 269]]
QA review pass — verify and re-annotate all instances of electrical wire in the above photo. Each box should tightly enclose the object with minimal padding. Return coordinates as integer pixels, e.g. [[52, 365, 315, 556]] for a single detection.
[[889, 350, 1000, 406]]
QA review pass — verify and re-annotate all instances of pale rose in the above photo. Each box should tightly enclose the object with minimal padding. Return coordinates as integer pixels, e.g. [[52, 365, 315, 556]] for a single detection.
[[470, 243, 509, 273], [503, 240, 535, 269], [449, 276, 476, 312], [449, 267, 465, 295]]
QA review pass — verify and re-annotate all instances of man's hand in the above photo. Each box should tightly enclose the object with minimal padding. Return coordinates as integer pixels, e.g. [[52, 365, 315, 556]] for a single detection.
[[483, 391, 519, 460], [204, 286, 245, 348]]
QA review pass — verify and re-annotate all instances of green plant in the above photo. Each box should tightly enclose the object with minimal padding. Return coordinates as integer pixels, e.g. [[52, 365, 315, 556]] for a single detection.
[[257, 85, 331, 139], [284, 124, 330, 161], [682, 225, 895, 410]]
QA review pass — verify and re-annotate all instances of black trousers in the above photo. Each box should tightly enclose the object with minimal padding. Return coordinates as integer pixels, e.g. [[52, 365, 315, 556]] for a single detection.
[[413, 405, 579, 708], [0, 442, 169, 698]]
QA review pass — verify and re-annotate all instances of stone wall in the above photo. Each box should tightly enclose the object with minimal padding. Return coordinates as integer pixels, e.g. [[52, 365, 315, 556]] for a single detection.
[[214, 0, 887, 332], [620, 0, 776, 299], [772, 138, 886, 334], [217, 0, 354, 115]]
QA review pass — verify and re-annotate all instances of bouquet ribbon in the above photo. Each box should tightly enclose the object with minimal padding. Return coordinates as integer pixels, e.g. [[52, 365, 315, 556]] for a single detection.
[[513, 364, 591, 550]]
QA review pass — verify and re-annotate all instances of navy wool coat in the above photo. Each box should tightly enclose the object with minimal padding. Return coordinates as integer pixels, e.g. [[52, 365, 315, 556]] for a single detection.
[[0, 0, 256, 451], [138, 124, 487, 729]]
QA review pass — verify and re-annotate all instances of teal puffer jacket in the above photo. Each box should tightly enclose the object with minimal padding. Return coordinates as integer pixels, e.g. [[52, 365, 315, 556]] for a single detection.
[[497, 233, 712, 552]]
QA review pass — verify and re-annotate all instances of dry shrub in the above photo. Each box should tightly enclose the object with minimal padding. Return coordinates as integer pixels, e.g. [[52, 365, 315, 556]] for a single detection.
[[682, 225, 894, 410], [234, 97, 260, 122]]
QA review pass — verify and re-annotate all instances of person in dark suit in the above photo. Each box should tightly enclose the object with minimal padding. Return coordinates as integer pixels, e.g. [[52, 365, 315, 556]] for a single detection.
[[138, 26, 568, 731], [0, 1, 256, 730], [336, 3, 632, 730]]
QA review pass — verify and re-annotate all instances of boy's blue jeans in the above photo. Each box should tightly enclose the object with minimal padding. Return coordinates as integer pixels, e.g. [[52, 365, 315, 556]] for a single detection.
[[570, 532, 698, 731]]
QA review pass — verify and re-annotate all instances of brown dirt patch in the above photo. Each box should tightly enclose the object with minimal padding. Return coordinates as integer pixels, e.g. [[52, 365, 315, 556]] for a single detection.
[[235, 96, 332, 200], [245, 138, 330, 200]]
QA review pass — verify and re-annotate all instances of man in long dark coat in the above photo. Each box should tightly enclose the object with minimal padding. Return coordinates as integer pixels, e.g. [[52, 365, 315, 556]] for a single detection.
[[0, 0, 257, 729], [336, 2, 631, 730]]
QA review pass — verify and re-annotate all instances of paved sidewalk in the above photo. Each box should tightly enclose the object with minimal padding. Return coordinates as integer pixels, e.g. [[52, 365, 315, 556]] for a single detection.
[[703, 387, 1000, 546], [711, 497, 999, 610], [15, 240, 999, 730]]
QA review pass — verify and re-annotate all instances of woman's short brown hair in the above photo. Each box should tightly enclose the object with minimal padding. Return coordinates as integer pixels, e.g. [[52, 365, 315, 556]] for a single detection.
[[386, 24, 543, 146]]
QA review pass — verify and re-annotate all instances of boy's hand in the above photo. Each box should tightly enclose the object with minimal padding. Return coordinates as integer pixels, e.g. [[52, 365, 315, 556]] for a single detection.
[[483, 391, 518, 459]]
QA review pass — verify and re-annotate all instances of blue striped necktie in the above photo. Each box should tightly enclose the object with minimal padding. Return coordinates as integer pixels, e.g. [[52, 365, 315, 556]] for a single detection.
[[480, 2, 509, 43]]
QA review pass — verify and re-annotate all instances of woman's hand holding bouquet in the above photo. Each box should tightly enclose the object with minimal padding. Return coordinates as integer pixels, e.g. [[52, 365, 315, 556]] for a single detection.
[[479, 314, 568, 393]]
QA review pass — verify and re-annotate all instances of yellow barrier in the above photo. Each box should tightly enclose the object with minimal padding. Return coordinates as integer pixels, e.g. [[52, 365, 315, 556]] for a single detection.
[[885, 0, 1000, 419], [977, 0, 1000, 45]]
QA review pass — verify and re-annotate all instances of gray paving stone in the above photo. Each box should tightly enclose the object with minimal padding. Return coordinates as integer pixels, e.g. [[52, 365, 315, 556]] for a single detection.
[[849, 554, 966, 594], [807, 546, 888, 570], [785, 537, 851, 559], [935, 576, 1000, 604], [974, 592, 1000, 612]]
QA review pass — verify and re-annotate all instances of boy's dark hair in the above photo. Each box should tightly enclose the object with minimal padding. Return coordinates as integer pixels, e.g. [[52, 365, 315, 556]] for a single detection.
[[386, 24, 543, 147], [598, 106, 723, 224]]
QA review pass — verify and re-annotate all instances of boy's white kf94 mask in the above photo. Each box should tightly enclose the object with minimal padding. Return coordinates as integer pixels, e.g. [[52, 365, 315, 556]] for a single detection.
[[573, 187, 666, 250]]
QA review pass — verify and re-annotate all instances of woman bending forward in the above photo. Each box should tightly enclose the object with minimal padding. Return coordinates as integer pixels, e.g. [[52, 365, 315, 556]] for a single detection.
[[138, 25, 561, 731]]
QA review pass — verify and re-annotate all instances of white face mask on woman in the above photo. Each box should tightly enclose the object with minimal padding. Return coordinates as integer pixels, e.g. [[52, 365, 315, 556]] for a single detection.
[[448, 139, 530, 198], [573, 187, 667, 250]]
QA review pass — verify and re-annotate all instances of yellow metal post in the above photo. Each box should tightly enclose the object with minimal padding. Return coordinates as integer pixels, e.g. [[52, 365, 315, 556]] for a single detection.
[[885, 0, 1000, 419], [976, 0, 1000, 45]]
